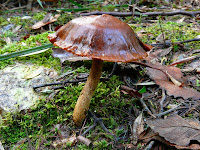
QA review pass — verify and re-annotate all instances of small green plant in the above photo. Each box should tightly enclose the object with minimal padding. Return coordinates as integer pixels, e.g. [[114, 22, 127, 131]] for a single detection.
[[196, 79, 200, 87], [93, 139, 108, 149], [0, 30, 17, 38]]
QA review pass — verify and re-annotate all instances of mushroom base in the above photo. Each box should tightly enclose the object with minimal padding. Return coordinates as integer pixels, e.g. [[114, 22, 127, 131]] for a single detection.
[[73, 59, 103, 126]]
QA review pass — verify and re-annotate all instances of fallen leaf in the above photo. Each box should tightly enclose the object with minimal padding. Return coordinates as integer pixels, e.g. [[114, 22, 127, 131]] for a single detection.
[[32, 13, 60, 29], [170, 55, 199, 66], [165, 70, 183, 86], [120, 85, 142, 98], [146, 65, 200, 100], [146, 115, 200, 146], [132, 113, 144, 145], [139, 127, 200, 149]]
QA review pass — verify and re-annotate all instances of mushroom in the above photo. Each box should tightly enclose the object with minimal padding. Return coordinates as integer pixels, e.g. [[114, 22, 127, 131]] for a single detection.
[[48, 14, 152, 126]]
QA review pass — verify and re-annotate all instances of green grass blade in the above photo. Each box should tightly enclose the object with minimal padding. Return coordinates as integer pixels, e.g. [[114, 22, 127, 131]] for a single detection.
[[0, 44, 54, 61], [44, 8, 89, 12], [37, 0, 44, 9]]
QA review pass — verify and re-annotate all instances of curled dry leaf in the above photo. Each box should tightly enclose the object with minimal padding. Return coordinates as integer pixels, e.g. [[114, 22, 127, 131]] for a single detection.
[[170, 55, 199, 66], [120, 85, 142, 98], [32, 13, 60, 29], [182, 59, 200, 73], [146, 64, 200, 100], [165, 70, 183, 87], [146, 115, 200, 147], [132, 113, 144, 145]]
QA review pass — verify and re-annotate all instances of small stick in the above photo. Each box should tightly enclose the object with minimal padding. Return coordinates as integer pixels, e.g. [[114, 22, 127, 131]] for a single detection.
[[25, 128, 34, 150], [81, 10, 200, 17], [151, 38, 200, 47], [79, 118, 87, 135], [33, 78, 87, 90], [169, 55, 200, 66], [77, 136, 92, 147], [33, 68, 116, 90], [88, 111, 113, 135], [139, 98, 156, 118], [144, 141, 155, 150], [155, 103, 182, 117], [160, 88, 166, 113], [81, 122, 97, 136], [106, 62, 118, 79], [184, 102, 200, 116]]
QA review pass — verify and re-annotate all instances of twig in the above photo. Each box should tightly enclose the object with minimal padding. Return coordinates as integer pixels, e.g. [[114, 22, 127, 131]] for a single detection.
[[81, 111, 117, 140], [139, 98, 156, 118], [129, 61, 168, 77], [81, 10, 200, 17], [160, 88, 166, 113], [33, 69, 116, 90], [33, 78, 87, 90], [106, 62, 118, 79], [88, 111, 113, 135], [25, 128, 34, 150], [158, 16, 166, 43], [8, 6, 26, 10], [121, 85, 142, 98], [81, 122, 97, 136], [1, 0, 11, 7], [184, 102, 200, 116], [170, 54, 200, 66], [151, 38, 200, 47], [144, 141, 155, 150], [79, 117, 87, 135], [77, 136, 92, 147], [154, 103, 182, 117]]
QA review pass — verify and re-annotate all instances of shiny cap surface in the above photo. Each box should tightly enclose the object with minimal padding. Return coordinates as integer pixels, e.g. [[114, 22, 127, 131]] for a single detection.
[[48, 14, 149, 62]]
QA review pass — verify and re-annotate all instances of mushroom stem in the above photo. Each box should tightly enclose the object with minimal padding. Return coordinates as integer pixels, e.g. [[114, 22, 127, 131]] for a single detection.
[[73, 59, 103, 126]]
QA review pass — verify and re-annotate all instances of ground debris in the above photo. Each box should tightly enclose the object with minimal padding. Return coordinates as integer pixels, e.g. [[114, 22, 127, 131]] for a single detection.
[[146, 115, 200, 146]]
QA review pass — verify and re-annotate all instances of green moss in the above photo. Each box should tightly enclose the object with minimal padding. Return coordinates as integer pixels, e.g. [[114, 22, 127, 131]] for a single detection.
[[0, 31, 61, 70], [0, 74, 131, 149], [56, 13, 73, 25], [129, 21, 200, 49], [32, 12, 47, 21], [0, 16, 9, 26]]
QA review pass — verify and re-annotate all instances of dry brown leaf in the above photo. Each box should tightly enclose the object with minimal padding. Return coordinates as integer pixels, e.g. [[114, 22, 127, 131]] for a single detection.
[[32, 13, 60, 29], [146, 115, 200, 147], [146, 65, 200, 100], [165, 70, 183, 87], [170, 55, 199, 66], [120, 85, 142, 98], [132, 113, 144, 145], [139, 127, 200, 149]]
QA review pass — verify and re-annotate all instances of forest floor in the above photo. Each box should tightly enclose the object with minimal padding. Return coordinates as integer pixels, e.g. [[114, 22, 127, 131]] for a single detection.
[[0, 0, 200, 149]]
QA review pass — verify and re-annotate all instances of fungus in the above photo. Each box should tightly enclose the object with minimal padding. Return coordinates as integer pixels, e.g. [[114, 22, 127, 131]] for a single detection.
[[48, 14, 151, 126]]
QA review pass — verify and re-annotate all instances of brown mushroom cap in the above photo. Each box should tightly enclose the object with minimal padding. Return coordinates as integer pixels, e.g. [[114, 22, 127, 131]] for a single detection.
[[48, 14, 148, 63]]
